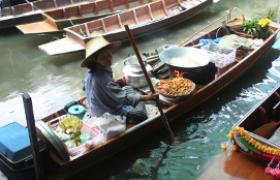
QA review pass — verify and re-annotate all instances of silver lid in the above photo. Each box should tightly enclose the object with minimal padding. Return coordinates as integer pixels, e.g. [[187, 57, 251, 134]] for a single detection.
[[123, 55, 152, 76]]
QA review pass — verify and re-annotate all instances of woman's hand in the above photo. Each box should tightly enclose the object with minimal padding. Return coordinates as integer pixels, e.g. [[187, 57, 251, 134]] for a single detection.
[[116, 77, 127, 87], [140, 93, 159, 101]]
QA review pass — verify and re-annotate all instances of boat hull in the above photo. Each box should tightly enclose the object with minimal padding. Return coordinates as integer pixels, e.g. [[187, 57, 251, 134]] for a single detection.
[[70, 0, 213, 44], [16, 0, 146, 34], [58, 26, 278, 167], [39, 0, 213, 55], [0, 0, 90, 29]]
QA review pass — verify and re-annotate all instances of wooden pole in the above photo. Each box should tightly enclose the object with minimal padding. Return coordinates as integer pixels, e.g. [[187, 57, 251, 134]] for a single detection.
[[124, 25, 175, 143], [22, 93, 42, 180]]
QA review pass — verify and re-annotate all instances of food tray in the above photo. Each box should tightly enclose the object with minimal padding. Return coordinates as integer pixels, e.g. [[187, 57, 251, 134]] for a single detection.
[[155, 77, 196, 98], [39, 115, 102, 158]]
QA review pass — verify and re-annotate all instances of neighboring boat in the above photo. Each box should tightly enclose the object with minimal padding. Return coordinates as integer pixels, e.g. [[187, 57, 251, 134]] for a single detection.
[[38, 0, 213, 55], [0, 0, 90, 29], [200, 84, 280, 180], [16, 0, 150, 34], [229, 84, 280, 163], [2, 18, 278, 179]]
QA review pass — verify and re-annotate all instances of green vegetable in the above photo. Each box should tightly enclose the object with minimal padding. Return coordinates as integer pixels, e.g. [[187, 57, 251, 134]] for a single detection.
[[58, 115, 83, 146], [241, 18, 271, 39]]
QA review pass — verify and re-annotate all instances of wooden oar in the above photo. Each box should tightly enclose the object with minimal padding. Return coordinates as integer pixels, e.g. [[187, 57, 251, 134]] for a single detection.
[[124, 25, 175, 143]]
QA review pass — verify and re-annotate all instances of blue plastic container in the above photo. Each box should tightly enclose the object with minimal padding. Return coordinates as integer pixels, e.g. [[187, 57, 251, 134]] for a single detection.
[[67, 104, 86, 119]]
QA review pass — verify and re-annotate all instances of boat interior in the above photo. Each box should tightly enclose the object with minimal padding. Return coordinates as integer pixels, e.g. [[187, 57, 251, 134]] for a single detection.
[[66, 0, 205, 37], [1, 0, 88, 17], [44, 0, 149, 21], [238, 87, 280, 143]]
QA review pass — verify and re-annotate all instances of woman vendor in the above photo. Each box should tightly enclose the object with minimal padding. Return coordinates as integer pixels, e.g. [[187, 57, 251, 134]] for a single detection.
[[81, 36, 157, 124]]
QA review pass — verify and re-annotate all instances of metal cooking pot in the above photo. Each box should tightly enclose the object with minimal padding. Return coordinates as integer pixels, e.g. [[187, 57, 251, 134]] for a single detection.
[[159, 47, 211, 70], [159, 47, 216, 84], [123, 55, 153, 88]]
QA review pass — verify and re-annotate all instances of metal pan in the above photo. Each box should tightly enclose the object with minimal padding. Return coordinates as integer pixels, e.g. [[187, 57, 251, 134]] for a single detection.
[[159, 47, 216, 85], [158, 47, 211, 70]]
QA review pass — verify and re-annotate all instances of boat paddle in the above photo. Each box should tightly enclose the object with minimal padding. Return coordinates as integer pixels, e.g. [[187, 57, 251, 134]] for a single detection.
[[124, 25, 175, 143]]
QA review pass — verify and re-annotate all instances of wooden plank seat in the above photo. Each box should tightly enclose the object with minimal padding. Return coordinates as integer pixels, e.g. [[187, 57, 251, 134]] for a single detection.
[[95, 0, 112, 14], [113, 0, 142, 9], [13, 3, 34, 15], [56, 0, 72, 7], [113, 0, 135, 11], [79, 2, 97, 16], [45, 9, 65, 19], [112, 0, 131, 7], [63, 6, 81, 18], [164, 0, 180, 9], [87, 20, 106, 36], [103, 15, 122, 32], [150, 0, 168, 20], [135, 6, 153, 24], [119, 10, 138, 26], [33, 0, 56, 10]]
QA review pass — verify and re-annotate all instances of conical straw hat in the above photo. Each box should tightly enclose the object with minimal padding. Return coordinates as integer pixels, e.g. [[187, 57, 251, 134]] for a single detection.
[[81, 36, 112, 68]]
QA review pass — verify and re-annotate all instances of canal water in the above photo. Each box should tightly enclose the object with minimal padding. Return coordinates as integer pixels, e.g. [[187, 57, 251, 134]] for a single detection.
[[0, 0, 280, 179]]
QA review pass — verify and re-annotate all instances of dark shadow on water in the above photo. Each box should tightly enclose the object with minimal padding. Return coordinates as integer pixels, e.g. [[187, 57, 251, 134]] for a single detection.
[[0, 27, 21, 36]]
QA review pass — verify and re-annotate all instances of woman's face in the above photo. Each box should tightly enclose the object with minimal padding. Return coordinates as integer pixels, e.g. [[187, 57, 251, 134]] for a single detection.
[[95, 47, 113, 67]]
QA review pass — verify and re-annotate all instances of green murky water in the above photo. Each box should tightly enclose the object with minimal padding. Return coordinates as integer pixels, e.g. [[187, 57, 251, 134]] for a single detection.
[[0, 0, 280, 179]]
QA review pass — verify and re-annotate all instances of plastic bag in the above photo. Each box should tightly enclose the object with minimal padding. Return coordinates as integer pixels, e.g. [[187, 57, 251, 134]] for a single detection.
[[201, 43, 236, 68], [83, 113, 126, 141], [218, 34, 253, 49]]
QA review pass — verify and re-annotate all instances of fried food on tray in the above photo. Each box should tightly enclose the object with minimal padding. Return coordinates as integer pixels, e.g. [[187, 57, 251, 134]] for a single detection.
[[155, 77, 196, 97]]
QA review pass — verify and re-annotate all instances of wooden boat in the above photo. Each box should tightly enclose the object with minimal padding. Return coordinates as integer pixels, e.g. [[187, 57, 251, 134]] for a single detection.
[[199, 151, 276, 180], [39, 0, 213, 55], [229, 84, 280, 162], [1, 19, 279, 180], [16, 0, 150, 34], [0, 0, 90, 29], [200, 84, 280, 180]]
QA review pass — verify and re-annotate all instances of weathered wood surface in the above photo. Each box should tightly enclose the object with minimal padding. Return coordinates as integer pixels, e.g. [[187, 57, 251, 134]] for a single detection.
[[16, 0, 147, 34], [0, 0, 90, 29], [39, 0, 213, 55], [199, 152, 275, 180]]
